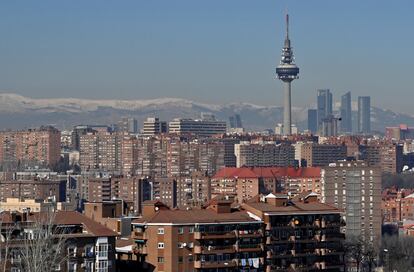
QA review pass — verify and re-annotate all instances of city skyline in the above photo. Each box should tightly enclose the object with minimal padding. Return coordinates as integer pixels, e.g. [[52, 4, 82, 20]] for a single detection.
[[0, 1, 413, 114]]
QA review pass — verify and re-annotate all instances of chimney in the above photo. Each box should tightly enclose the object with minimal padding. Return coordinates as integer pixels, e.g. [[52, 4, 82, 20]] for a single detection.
[[142, 201, 168, 218], [265, 193, 288, 207]]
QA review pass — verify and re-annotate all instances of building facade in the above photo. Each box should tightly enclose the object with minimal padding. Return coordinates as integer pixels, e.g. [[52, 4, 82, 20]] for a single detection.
[[321, 161, 381, 243], [357, 96, 371, 134]]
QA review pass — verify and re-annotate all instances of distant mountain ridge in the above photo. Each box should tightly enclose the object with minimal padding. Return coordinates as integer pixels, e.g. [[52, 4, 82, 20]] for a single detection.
[[0, 93, 412, 133]]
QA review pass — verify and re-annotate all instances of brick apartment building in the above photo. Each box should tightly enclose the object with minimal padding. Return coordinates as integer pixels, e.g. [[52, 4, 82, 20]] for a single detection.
[[211, 167, 321, 203], [131, 193, 345, 272], [79, 176, 151, 214], [0, 126, 61, 170], [0, 178, 66, 202]]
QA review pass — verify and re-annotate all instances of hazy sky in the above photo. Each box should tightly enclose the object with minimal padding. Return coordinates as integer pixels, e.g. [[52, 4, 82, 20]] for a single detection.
[[0, 1, 413, 113]]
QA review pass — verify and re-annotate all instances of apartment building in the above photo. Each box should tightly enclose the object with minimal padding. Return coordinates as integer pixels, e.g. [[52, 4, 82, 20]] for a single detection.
[[0, 178, 66, 202], [81, 176, 152, 214], [235, 141, 295, 168], [79, 132, 122, 172], [359, 141, 403, 174], [131, 193, 345, 272], [0, 126, 61, 170], [0, 210, 117, 272], [211, 167, 321, 203], [142, 117, 167, 136], [321, 161, 381, 243], [168, 118, 227, 137], [243, 193, 345, 272], [299, 143, 347, 167], [131, 199, 265, 272]]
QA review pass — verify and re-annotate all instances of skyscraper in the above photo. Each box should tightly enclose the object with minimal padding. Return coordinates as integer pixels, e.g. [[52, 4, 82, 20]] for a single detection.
[[276, 14, 299, 135], [316, 89, 333, 131], [358, 96, 371, 134], [229, 114, 243, 129], [340, 91, 352, 133], [307, 109, 317, 133]]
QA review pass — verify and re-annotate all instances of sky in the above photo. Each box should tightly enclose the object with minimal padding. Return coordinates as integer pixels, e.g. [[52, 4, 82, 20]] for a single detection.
[[0, 1, 413, 113]]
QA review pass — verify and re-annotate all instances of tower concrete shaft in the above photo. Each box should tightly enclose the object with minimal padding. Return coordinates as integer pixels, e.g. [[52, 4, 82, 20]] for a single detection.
[[275, 13, 299, 136], [283, 82, 292, 135]]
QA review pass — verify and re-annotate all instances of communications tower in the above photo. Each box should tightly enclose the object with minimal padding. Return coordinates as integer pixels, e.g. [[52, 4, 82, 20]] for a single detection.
[[276, 13, 299, 135]]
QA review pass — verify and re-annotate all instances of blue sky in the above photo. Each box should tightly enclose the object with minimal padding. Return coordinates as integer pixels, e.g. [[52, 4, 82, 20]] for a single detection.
[[0, 1, 413, 113]]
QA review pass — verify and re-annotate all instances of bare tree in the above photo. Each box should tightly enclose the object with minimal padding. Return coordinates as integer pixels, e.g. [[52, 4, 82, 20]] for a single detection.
[[0, 218, 15, 272], [382, 234, 414, 271], [344, 235, 379, 272], [345, 236, 364, 272], [17, 212, 68, 272]]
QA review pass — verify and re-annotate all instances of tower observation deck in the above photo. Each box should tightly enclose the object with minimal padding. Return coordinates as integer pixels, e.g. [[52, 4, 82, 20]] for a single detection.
[[276, 14, 299, 135]]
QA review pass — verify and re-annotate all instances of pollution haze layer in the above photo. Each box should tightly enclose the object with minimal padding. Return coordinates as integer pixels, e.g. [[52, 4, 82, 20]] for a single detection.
[[0, 1, 413, 113]]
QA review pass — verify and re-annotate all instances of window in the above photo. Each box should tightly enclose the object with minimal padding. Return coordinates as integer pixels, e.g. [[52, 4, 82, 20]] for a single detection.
[[67, 262, 77, 272], [158, 243, 165, 249], [96, 260, 108, 272], [178, 227, 184, 234], [96, 243, 108, 258], [84, 245, 94, 258], [158, 257, 164, 263], [67, 246, 77, 257], [178, 242, 184, 248], [178, 256, 183, 263], [189, 226, 194, 233], [158, 228, 165, 235], [84, 261, 93, 272]]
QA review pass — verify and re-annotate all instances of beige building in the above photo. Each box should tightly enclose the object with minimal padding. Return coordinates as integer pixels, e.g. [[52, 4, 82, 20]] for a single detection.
[[0, 197, 72, 212], [321, 161, 382, 243]]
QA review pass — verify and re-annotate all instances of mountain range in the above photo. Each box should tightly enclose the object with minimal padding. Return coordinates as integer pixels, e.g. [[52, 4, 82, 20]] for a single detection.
[[0, 93, 412, 133]]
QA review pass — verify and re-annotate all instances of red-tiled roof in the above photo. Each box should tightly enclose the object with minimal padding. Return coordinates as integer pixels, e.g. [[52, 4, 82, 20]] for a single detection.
[[0, 211, 117, 237], [213, 167, 321, 179]]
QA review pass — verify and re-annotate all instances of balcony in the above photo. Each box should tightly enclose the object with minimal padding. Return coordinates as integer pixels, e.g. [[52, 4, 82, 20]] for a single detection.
[[194, 231, 236, 240], [132, 231, 147, 242], [194, 259, 237, 269], [236, 229, 263, 238], [235, 243, 264, 252], [193, 245, 236, 254]]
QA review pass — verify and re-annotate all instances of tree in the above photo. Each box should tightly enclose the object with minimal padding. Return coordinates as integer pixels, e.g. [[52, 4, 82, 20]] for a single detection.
[[382, 234, 414, 271], [345, 236, 364, 272], [0, 211, 68, 272], [17, 212, 69, 272], [344, 235, 379, 272]]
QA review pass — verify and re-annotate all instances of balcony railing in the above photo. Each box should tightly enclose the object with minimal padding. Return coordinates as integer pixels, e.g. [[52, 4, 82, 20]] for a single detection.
[[235, 243, 264, 252], [194, 231, 236, 240], [194, 259, 237, 269], [193, 245, 236, 254]]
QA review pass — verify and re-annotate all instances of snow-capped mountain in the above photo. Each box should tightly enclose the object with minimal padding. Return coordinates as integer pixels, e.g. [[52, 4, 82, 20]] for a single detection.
[[0, 93, 412, 133]]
